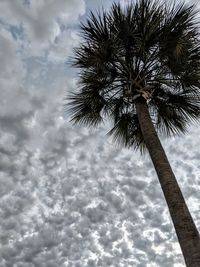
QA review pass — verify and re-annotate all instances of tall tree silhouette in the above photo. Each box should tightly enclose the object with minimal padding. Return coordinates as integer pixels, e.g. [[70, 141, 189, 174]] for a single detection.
[[67, 1, 200, 265]]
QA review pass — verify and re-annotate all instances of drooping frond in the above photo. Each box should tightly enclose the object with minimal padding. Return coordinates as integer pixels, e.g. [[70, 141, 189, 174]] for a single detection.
[[66, 0, 200, 152], [107, 112, 146, 151], [149, 86, 200, 136], [67, 89, 105, 127]]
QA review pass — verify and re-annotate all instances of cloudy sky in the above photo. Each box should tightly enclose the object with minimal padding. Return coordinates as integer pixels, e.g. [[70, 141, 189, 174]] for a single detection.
[[0, 0, 200, 266]]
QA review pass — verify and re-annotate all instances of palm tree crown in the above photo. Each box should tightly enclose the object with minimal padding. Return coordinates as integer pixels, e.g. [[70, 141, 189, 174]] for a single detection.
[[67, 0, 200, 150]]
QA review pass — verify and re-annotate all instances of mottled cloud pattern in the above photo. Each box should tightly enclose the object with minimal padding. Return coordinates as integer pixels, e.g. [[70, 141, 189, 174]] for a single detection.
[[0, 0, 199, 266]]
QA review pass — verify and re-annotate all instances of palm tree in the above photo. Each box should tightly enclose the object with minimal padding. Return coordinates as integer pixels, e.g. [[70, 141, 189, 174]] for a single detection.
[[67, 0, 200, 266]]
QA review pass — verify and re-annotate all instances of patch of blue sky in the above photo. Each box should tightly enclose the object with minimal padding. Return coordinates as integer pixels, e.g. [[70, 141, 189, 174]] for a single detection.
[[22, 0, 31, 8], [9, 24, 25, 41]]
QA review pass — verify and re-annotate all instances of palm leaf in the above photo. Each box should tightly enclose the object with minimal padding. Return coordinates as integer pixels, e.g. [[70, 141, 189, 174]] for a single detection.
[[67, 0, 200, 151], [107, 112, 145, 150], [66, 89, 105, 127], [150, 86, 200, 136]]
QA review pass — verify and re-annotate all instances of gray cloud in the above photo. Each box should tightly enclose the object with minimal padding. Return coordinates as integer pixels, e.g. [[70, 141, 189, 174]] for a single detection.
[[0, 0, 199, 266]]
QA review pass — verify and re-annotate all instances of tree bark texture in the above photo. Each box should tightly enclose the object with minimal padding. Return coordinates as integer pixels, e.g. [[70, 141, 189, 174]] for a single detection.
[[135, 97, 200, 267]]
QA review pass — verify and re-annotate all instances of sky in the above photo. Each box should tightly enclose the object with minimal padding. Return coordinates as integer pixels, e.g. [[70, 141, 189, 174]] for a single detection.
[[0, 0, 200, 266]]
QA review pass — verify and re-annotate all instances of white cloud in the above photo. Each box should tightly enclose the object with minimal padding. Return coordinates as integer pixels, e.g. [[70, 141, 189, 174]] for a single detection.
[[0, 0, 199, 266], [85, 0, 114, 11], [0, 28, 25, 82], [47, 29, 80, 62], [0, 0, 85, 60], [0, 0, 85, 41]]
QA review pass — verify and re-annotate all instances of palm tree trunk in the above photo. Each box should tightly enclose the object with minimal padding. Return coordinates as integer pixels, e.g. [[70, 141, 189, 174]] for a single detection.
[[135, 96, 200, 267]]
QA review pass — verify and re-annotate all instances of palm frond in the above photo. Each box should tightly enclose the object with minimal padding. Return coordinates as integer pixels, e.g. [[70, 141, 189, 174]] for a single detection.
[[67, 0, 200, 152], [159, 2, 200, 75], [66, 89, 105, 127], [150, 86, 200, 136], [107, 112, 145, 151], [81, 11, 110, 43], [72, 40, 115, 69]]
